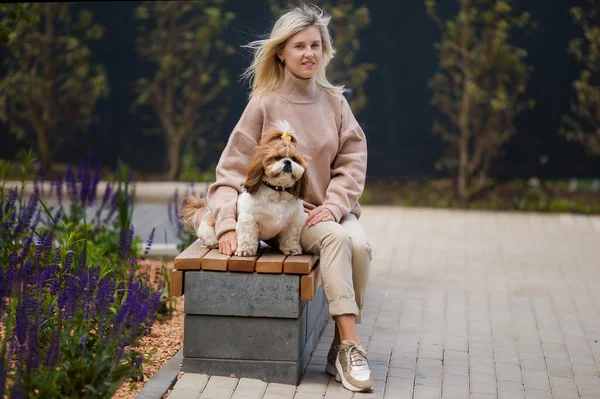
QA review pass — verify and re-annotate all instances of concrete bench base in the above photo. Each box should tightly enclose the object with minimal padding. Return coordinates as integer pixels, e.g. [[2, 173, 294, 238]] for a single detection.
[[182, 270, 329, 384]]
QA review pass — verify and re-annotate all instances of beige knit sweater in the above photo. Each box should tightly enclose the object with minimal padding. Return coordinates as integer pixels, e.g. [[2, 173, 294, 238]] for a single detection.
[[206, 67, 368, 239]]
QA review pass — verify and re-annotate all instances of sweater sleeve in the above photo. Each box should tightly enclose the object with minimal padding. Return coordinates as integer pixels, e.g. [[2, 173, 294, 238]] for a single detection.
[[322, 97, 368, 222], [206, 97, 264, 238]]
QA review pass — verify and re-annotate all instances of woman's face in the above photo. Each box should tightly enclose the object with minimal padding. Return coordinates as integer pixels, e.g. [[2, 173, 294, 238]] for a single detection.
[[278, 26, 322, 79]]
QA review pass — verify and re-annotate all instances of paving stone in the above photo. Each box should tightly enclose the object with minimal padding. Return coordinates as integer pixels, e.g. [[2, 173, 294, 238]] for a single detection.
[[153, 207, 600, 398], [264, 382, 296, 397], [230, 378, 268, 399], [173, 373, 210, 391], [524, 391, 552, 399], [168, 390, 201, 399]]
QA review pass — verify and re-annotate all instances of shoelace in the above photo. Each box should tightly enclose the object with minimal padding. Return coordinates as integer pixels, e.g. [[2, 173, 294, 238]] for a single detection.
[[349, 344, 368, 370]]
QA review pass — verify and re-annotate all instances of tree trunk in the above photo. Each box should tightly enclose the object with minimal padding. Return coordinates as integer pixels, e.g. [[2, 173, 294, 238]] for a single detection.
[[457, 1, 471, 202], [38, 129, 52, 173], [167, 135, 183, 180]]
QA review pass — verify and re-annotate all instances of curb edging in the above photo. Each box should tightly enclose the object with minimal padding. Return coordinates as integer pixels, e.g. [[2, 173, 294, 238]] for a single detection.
[[136, 349, 183, 399]]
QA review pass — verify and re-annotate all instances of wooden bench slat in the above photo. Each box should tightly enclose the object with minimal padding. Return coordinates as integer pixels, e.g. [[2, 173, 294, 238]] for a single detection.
[[283, 254, 319, 274], [170, 269, 184, 297], [300, 264, 321, 301], [202, 249, 230, 271], [255, 248, 287, 273], [228, 248, 265, 272], [174, 239, 211, 270]]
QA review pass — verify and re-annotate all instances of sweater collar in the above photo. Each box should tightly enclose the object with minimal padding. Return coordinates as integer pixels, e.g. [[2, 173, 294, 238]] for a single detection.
[[275, 67, 323, 104]]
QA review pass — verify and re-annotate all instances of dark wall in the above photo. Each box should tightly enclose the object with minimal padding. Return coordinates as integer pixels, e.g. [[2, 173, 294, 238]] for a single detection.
[[1, 0, 599, 180]]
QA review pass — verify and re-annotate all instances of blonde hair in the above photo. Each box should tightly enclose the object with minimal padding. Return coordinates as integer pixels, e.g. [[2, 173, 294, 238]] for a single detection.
[[241, 3, 344, 98]]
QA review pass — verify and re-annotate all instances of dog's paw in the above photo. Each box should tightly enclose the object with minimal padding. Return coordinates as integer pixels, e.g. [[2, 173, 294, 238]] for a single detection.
[[235, 245, 257, 257], [281, 246, 303, 256]]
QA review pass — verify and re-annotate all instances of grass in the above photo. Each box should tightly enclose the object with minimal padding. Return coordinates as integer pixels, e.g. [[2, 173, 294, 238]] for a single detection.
[[361, 178, 600, 214]]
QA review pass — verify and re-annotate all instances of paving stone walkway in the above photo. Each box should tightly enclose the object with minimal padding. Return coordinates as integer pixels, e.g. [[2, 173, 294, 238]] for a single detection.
[[165, 206, 600, 399]]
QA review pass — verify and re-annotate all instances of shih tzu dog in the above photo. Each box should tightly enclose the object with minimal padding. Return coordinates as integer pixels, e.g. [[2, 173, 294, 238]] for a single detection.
[[180, 120, 309, 257]]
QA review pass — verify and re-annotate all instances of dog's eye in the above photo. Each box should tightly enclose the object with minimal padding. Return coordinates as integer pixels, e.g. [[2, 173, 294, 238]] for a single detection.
[[274, 156, 282, 161], [291, 157, 298, 163]]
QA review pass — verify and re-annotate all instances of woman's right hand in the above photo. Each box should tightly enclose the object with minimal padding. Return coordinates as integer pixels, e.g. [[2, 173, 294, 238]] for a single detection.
[[218, 230, 237, 256]]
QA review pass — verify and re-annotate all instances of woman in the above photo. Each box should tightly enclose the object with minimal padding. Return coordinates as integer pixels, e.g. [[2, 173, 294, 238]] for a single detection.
[[206, 4, 373, 393]]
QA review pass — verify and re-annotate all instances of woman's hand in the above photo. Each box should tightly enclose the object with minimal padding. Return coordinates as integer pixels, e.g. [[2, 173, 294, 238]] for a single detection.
[[218, 230, 237, 256], [305, 206, 335, 227]]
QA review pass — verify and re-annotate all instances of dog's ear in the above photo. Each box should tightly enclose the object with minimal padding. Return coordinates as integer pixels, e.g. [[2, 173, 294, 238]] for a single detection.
[[292, 169, 309, 200], [243, 148, 264, 194]]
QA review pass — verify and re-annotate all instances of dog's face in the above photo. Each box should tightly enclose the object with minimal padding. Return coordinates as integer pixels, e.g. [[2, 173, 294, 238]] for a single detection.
[[243, 121, 310, 198], [261, 136, 307, 188]]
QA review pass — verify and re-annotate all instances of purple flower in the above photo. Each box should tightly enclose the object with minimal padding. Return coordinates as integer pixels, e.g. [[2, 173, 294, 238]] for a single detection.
[[1, 254, 17, 299], [90, 160, 101, 206], [30, 207, 41, 232], [106, 190, 118, 222], [134, 355, 144, 368], [44, 331, 60, 368], [115, 340, 127, 361], [15, 193, 38, 235], [19, 232, 34, 264], [94, 277, 115, 324], [25, 321, 39, 373], [141, 227, 155, 260], [63, 249, 74, 274], [119, 225, 135, 260], [54, 177, 63, 206], [78, 252, 86, 269], [98, 182, 112, 215], [65, 165, 77, 203], [20, 260, 33, 287], [59, 274, 78, 322], [81, 268, 100, 320], [47, 265, 60, 297], [2, 188, 17, 217], [51, 207, 63, 234], [15, 296, 36, 348]]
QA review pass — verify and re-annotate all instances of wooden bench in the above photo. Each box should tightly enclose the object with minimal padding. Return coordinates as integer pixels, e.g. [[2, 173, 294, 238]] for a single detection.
[[171, 239, 328, 384]]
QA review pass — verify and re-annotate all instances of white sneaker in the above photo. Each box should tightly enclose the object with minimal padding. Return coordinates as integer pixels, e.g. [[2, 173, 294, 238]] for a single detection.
[[334, 340, 373, 392]]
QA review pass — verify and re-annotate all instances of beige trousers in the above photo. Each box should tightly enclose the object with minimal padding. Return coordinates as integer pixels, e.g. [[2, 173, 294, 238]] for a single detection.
[[300, 213, 372, 324]]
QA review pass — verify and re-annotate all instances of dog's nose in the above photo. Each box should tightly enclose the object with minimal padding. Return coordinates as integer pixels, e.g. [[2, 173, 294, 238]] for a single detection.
[[283, 159, 291, 166]]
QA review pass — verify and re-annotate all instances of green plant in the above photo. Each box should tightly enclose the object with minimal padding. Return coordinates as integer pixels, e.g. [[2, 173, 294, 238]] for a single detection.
[[561, 0, 600, 155], [159, 261, 176, 315], [0, 4, 109, 172], [426, 0, 535, 201], [0, 3, 38, 45], [0, 155, 162, 398], [179, 144, 217, 183], [134, 1, 235, 180], [517, 187, 548, 211]]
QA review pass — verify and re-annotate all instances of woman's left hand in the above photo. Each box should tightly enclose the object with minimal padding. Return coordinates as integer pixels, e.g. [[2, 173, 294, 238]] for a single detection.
[[306, 206, 335, 227]]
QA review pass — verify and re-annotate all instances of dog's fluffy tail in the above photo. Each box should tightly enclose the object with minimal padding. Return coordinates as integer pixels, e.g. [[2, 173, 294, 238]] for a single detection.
[[179, 195, 208, 232]]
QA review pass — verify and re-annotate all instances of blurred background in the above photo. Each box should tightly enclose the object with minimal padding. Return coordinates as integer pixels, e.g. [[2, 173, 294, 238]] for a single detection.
[[1, 0, 599, 213]]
